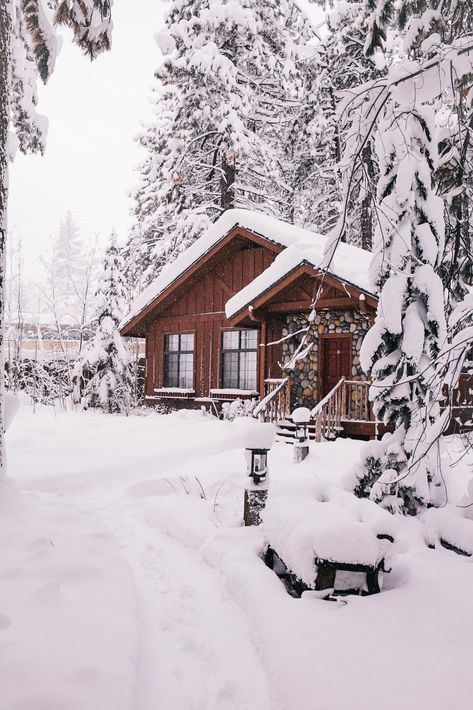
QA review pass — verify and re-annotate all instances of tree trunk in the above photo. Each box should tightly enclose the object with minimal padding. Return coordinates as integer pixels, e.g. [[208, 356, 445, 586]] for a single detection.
[[360, 143, 374, 251], [220, 153, 235, 211], [0, 1, 12, 475]]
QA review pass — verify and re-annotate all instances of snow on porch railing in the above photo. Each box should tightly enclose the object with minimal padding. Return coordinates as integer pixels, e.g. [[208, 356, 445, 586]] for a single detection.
[[310, 378, 372, 441], [253, 378, 291, 423]]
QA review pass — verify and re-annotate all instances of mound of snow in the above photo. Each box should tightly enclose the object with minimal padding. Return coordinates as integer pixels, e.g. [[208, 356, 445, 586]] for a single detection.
[[262, 478, 400, 587]]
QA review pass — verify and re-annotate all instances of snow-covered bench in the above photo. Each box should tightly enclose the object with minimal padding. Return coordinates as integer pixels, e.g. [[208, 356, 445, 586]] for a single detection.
[[262, 480, 401, 597]]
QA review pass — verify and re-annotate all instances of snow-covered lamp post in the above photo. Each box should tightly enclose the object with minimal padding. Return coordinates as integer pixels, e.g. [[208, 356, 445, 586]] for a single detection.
[[243, 422, 275, 526], [292, 407, 311, 463]]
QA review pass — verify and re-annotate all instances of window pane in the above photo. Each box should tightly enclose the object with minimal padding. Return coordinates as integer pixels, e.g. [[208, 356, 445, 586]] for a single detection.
[[164, 353, 179, 387], [180, 333, 194, 352], [222, 352, 239, 388], [241, 329, 257, 350], [223, 331, 239, 350], [179, 354, 194, 388], [239, 351, 257, 390], [165, 334, 179, 352]]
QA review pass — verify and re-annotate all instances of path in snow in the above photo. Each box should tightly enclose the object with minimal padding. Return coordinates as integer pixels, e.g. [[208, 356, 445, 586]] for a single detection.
[[10, 409, 273, 710], [89, 494, 273, 710]]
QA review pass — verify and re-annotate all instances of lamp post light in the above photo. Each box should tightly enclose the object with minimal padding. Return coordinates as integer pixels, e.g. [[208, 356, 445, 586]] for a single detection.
[[243, 422, 275, 526], [292, 407, 311, 463]]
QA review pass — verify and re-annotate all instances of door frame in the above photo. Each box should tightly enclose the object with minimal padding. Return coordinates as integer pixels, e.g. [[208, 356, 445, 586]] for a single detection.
[[318, 333, 352, 399]]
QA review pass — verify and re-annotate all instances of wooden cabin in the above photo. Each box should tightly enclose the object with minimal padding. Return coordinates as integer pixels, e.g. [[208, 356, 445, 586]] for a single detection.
[[120, 210, 392, 437]]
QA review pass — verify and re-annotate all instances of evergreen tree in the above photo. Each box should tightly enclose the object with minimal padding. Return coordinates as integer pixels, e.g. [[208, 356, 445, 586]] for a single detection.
[[74, 233, 132, 414], [47, 211, 86, 320], [128, 0, 303, 287], [360, 100, 447, 513], [0, 1, 113, 473], [288, 0, 381, 247], [349, 0, 473, 513]]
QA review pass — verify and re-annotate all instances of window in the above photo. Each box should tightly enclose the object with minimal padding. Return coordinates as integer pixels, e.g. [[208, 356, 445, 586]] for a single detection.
[[221, 329, 258, 390], [164, 333, 194, 388]]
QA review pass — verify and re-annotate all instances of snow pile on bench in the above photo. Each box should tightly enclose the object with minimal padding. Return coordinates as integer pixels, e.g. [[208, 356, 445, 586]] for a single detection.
[[423, 508, 473, 556], [262, 479, 400, 588]]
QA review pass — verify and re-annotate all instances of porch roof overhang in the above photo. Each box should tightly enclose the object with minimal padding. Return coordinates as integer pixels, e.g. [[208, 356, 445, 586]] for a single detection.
[[226, 257, 378, 327]]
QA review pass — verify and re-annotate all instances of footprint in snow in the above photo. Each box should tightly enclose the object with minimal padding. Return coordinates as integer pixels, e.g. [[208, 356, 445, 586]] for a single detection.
[[0, 614, 11, 631]]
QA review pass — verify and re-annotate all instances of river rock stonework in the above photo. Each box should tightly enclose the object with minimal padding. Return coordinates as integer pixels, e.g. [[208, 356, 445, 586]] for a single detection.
[[281, 309, 372, 409]]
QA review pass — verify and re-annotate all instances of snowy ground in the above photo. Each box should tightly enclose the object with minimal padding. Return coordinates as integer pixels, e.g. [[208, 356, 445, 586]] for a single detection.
[[2, 403, 473, 710]]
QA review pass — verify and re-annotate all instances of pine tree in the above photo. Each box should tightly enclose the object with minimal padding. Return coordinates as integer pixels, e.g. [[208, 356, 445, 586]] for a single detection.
[[128, 0, 303, 287], [0, 1, 113, 474], [74, 233, 132, 414], [350, 0, 473, 513], [287, 0, 381, 248], [47, 211, 86, 320], [360, 101, 447, 513]]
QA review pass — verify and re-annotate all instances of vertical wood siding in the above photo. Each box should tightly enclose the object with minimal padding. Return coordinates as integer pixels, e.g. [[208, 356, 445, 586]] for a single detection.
[[145, 244, 277, 398]]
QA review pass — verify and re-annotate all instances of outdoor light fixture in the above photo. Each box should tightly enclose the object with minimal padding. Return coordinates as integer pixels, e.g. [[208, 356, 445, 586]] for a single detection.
[[243, 422, 276, 525], [292, 407, 311, 442], [247, 447, 269, 485]]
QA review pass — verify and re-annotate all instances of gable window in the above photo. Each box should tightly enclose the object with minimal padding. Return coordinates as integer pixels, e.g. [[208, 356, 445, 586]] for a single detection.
[[221, 329, 258, 390], [164, 333, 194, 388]]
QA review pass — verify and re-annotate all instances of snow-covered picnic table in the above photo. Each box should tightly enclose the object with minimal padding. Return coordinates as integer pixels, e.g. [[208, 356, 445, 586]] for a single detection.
[[262, 479, 401, 597]]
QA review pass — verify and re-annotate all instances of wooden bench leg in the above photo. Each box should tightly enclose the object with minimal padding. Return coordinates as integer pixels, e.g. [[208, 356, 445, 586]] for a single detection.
[[315, 564, 336, 592], [264, 546, 275, 569], [366, 567, 381, 594]]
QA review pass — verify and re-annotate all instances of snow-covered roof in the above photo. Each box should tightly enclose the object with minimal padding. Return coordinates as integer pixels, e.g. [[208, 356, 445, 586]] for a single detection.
[[121, 209, 375, 331], [225, 234, 375, 320], [121, 209, 308, 331]]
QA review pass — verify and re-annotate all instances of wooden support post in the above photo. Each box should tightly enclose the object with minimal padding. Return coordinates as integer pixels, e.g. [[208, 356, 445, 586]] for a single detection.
[[294, 441, 309, 463], [244, 488, 268, 526]]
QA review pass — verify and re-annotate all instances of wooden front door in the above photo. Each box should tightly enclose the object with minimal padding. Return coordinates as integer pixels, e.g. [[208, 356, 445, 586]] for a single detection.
[[320, 335, 351, 396]]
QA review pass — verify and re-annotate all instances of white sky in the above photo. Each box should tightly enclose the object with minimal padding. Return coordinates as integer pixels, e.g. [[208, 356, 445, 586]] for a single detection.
[[9, 0, 166, 273], [9, 0, 322, 278]]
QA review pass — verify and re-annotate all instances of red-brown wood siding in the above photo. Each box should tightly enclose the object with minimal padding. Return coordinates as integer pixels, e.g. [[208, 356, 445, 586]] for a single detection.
[[146, 243, 277, 398], [266, 318, 284, 379]]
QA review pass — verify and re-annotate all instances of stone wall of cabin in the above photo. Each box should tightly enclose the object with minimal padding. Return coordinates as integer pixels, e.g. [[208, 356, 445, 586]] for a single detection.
[[281, 309, 372, 409]]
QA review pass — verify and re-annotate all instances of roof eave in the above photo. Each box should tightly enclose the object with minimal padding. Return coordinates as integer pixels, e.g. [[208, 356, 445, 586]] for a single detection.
[[226, 260, 378, 323]]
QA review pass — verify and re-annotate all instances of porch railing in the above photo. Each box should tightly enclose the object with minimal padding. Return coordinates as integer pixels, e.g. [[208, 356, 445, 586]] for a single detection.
[[253, 378, 291, 423], [252, 376, 372, 438], [343, 380, 371, 422]]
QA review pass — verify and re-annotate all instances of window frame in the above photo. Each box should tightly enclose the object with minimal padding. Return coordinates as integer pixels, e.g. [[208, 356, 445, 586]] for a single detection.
[[163, 332, 195, 389], [220, 328, 258, 391]]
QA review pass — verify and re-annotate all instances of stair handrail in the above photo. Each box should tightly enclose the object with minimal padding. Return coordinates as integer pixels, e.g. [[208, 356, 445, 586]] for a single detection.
[[310, 377, 346, 418], [253, 377, 289, 421], [310, 377, 346, 442]]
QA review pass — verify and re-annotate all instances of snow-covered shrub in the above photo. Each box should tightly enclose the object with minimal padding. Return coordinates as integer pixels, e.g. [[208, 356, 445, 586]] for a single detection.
[[221, 398, 257, 421], [5, 358, 72, 405], [346, 432, 425, 516]]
